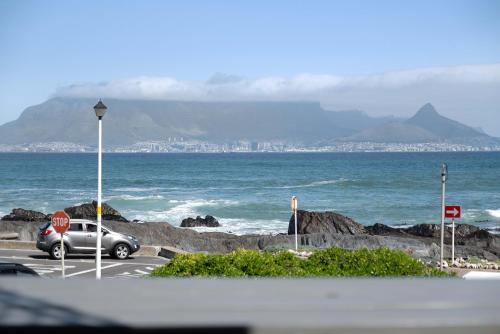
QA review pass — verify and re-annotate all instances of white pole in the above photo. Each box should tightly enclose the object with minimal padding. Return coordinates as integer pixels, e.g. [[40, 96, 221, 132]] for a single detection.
[[294, 207, 298, 251], [451, 218, 455, 265], [291, 196, 298, 251], [96, 116, 102, 279], [440, 177, 445, 270], [61, 233, 65, 279]]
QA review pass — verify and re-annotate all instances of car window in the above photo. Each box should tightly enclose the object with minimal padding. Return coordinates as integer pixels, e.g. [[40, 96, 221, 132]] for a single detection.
[[69, 223, 83, 231], [86, 224, 97, 232], [39, 222, 51, 230]]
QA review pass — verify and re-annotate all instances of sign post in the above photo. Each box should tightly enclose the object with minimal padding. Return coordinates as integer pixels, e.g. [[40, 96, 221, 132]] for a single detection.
[[445, 205, 461, 264], [440, 163, 448, 270], [51, 211, 71, 279], [291, 196, 298, 251]]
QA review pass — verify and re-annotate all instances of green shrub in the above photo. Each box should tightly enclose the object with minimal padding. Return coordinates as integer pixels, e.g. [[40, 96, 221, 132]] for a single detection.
[[150, 247, 451, 278]]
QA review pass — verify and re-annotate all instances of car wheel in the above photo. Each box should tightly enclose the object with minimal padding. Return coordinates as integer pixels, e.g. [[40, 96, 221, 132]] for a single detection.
[[50, 243, 68, 260], [113, 243, 130, 260]]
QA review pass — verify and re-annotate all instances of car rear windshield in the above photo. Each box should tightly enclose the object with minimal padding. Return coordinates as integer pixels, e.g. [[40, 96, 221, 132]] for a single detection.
[[39, 222, 51, 230]]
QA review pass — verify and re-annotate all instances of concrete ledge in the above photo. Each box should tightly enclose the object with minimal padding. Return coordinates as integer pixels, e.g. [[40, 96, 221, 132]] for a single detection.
[[134, 245, 161, 257], [0, 233, 19, 240], [159, 246, 189, 259], [0, 240, 36, 250]]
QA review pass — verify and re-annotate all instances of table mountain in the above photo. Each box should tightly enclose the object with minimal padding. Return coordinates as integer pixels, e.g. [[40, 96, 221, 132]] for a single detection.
[[0, 98, 388, 146]]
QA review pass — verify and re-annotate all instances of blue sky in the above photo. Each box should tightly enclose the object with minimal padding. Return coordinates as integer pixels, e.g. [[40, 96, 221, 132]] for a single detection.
[[1, 0, 499, 133]]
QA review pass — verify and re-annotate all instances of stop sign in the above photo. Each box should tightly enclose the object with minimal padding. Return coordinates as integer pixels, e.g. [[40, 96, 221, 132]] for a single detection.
[[51, 211, 70, 234]]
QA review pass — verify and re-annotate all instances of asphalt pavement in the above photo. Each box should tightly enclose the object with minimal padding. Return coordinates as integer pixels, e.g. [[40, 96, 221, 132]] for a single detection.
[[1, 277, 500, 333], [0, 248, 168, 279]]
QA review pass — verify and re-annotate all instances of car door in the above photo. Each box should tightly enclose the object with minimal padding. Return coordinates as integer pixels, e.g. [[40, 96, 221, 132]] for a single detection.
[[85, 223, 109, 251], [85, 223, 98, 250], [65, 223, 87, 250]]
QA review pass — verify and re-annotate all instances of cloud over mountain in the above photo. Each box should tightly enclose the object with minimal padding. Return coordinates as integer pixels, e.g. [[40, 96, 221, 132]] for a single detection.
[[54, 64, 500, 136], [56, 64, 500, 101]]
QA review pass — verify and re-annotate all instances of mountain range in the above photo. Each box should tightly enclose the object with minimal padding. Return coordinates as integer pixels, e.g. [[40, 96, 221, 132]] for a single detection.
[[0, 98, 496, 147]]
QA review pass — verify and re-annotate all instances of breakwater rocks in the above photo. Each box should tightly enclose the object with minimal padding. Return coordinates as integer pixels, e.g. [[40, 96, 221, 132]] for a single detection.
[[288, 210, 366, 235], [64, 201, 129, 222], [0, 208, 49, 222], [1, 208, 498, 261], [1, 201, 128, 223], [181, 215, 220, 228]]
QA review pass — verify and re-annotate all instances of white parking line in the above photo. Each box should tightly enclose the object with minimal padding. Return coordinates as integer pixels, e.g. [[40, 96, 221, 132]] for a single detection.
[[65, 263, 122, 277], [34, 269, 54, 274], [134, 269, 149, 275], [146, 267, 154, 270], [0, 255, 164, 266], [25, 264, 76, 269]]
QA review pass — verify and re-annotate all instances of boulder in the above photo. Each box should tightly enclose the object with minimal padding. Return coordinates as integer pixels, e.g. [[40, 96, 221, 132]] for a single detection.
[[181, 215, 220, 228], [454, 224, 480, 238], [404, 224, 441, 238], [288, 210, 366, 235], [1, 208, 49, 222], [404, 223, 481, 239], [366, 223, 407, 236], [64, 201, 128, 222]]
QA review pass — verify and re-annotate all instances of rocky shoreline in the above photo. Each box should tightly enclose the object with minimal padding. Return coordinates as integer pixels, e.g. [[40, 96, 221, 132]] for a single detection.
[[1, 204, 498, 262]]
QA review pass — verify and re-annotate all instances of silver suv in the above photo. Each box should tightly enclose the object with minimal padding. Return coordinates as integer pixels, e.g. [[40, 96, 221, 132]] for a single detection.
[[36, 219, 140, 260]]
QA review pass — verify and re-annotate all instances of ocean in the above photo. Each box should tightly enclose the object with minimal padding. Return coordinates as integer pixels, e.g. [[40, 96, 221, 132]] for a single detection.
[[0, 152, 499, 235]]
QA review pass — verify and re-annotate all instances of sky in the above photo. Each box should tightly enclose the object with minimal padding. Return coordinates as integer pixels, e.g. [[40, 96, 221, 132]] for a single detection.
[[1, 0, 500, 134]]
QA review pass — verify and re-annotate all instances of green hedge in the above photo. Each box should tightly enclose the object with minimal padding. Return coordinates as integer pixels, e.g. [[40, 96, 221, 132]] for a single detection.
[[150, 247, 451, 278]]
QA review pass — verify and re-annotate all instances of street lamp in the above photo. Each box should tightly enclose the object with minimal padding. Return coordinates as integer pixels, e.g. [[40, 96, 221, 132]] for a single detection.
[[440, 163, 448, 270], [93, 99, 107, 279], [291, 196, 298, 251]]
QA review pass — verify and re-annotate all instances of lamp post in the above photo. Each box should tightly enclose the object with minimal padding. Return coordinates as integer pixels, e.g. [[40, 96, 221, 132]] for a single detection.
[[93, 99, 107, 279], [440, 163, 448, 270], [291, 196, 298, 251]]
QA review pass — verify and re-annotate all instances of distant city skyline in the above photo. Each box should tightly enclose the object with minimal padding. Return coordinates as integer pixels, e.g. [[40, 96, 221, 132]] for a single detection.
[[1, 0, 499, 135]]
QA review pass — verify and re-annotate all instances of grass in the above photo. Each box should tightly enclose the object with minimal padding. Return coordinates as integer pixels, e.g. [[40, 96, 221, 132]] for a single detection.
[[150, 247, 451, 278]]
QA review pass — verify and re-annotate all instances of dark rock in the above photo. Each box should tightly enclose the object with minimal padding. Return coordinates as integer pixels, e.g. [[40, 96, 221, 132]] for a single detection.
[[1, 208, 49, 222], [404, 223, 481, 239], [181, 215, 220, 228], [288, 210, 366, 235], [64, 201, 128, 222], [366, 223, 407, 236], [405, 224, 441, 238], [460, 229, 499, 252], [454, 224, 480, 238]]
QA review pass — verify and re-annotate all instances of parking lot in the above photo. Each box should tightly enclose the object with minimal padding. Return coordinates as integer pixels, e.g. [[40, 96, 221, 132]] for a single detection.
[[0, 248, 168, 279]]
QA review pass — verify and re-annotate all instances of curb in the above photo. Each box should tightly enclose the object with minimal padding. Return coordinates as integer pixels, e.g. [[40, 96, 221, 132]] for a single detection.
[[0, 240, 187, 259], [0, 240, 37, 250]]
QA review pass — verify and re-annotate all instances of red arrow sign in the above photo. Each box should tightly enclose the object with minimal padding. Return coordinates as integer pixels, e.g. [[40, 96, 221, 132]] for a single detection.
[[445, 205, 461, 219]]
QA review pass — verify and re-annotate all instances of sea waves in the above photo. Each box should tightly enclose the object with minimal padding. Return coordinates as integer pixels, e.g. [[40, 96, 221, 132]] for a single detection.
[[264, 178, 351, 189], [486, 209, 500, 218], [107, 194, 165, 201], [190, 218, 289, 236], [111, 187, 166, 192]]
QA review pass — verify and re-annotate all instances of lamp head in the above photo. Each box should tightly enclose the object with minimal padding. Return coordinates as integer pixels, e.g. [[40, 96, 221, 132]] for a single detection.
[[291, 196, 298, 211], [93, 99, 107, 118], [441, 163, 448, 182]]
